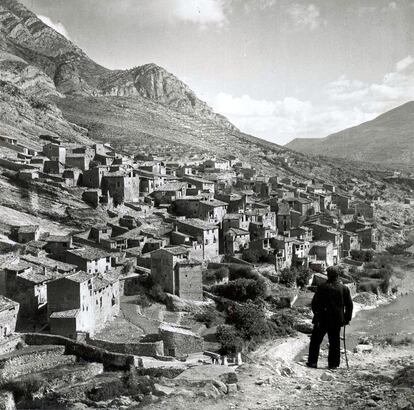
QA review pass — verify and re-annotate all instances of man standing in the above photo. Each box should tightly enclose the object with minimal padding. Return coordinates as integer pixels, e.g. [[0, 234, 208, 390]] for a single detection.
[[307, 267, 353, 369]]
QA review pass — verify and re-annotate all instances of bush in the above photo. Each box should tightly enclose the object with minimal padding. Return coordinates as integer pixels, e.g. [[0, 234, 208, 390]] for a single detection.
[[87, 379, 125, 401], [148, 283, 167, 303], [212, 277, 267, 302], [216, 325, 243, 355], [3, 375, 43, 402], [279, 268, 297, 287], [227, 264, 256, 280], [296, 268, 313, 289], [227, 301, 270, 342], [350, 249, 374, 262], [270, 310, 297, 337], [386, 241, 413, 255], [194, 308, 221, 328]]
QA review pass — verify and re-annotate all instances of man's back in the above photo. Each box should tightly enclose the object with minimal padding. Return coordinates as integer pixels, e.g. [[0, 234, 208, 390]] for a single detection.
[[312, 280, 353, 327]]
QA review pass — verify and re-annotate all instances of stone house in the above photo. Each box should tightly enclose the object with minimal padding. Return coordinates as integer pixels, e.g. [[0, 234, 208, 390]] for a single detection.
[[47, 271, 120, 338], [341, 231, 360, 257], [45, 235, 73, 256], [82, 166, 110, 188], [14, 270, 50, 318], [44, 160, 64, 175], [215, 193, 246, 213], [66, 154, 90, 171], [0, 296, 19, 338], [151, 247, 203, 300], [198, 198, 228, 223], [62, 168, 81, 186], [224, 228, 250, 255], [150, 182, 188, 206], [11, 225, 40, 244], [287, 197, 315, 217], [183, 176, 215, 193], [309, 241, 338, 267], [276, 203, 292, 233], [101, 171, 140, 206], [175, 219, 219, 260], [289, 226, 313, 241], [43, 143, 66, 164], [173, 196, 203, 218], [65, 248, 112, 274], [158, 323, 204, 357], [222, 213, 250, 232], [332, 193, 351, 213]]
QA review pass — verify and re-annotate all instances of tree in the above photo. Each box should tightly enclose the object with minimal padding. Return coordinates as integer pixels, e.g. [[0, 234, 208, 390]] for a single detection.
[[216, 325, 243, 355], [279, 267, 297, 287], [296, 268, 313, 288]]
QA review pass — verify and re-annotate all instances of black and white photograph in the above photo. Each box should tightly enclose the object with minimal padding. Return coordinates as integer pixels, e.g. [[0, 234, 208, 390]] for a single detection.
[[0, 0, 413, 408]]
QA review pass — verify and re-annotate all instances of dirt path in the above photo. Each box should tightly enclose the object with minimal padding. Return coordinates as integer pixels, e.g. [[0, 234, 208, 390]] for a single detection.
[[147, 335, 414, 410]]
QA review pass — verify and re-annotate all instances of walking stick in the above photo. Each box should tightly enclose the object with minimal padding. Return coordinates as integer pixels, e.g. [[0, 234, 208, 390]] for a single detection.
[[342, 325, 349, 369]]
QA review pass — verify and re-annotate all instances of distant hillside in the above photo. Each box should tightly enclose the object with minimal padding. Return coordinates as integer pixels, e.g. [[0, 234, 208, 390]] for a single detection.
[[286, 101, 414, 165]]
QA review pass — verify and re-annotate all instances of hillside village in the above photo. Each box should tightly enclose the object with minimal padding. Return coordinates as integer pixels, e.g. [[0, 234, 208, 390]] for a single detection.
[[0, 132, 385, 358]]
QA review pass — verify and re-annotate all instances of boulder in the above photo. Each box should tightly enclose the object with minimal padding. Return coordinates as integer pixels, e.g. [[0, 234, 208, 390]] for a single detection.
[[153, 383, 174, 397], [354, 344, 374, 353], [227, 383, 238, 394], [320, 371, 335, 382], [0, 392, 15, 410]]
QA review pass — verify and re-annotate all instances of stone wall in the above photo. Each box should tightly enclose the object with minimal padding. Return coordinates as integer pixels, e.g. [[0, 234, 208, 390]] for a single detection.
[[23, 333, 135, 370], [0, 345, 75, 381], [87, 336, 164, 357]]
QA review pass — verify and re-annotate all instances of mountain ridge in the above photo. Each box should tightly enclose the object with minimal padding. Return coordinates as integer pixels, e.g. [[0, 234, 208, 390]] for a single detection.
[[0, 0, 236, 131], [286, 101, 414, 165]]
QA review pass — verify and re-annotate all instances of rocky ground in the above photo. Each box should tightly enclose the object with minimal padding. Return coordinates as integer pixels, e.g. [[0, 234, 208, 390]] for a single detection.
[[142, 335, 414, 410]]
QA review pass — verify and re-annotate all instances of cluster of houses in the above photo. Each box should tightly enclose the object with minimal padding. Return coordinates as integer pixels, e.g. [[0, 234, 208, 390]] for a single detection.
[[0, 134, 378, 353]]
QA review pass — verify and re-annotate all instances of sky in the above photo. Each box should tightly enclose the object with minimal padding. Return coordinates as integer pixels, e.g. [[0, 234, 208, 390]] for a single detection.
[[21, 0, 414, 145]]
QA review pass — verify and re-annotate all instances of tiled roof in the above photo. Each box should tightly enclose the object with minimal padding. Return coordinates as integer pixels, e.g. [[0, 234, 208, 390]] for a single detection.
[[50, 309, 80, 319], [46, 235, 71, 243], [177, 218, 217, 231], [159, 246, 189, 256], [225, 228, 249, 236], [16, 225, 39, 233], [66, 271, 93, 283], [154, 182, 187, 192], [18, 270, 52, 284], [0, 295, 19, 312], [21, 255, 77, 272], [67, 247, 111, 261], [199, 199, 228, 207]]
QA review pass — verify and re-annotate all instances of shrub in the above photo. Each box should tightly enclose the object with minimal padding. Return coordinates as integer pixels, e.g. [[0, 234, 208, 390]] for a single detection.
[[87, 379, 125, 402], [350, 249, 374, 262], [227, 264, 256, 280], [279, 268, 297, 287], [194, 308, 221, 328], [386, 241, 413, 255], [226, 301, 270, 342], [148, 283, 167, 303], [3, 375, 43, 402], [270, 310, 297, 337], [296, 268, 313, 289], [212, 277, 267, 302], [216, 325, 243, 355]]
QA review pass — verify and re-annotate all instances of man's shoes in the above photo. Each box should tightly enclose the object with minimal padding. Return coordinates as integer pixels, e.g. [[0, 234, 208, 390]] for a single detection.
[[306, 363, 317, 369]]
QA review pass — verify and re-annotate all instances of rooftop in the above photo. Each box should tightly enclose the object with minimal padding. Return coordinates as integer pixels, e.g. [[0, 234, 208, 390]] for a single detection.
[[66, 271, 93, 283], [50, 309, 80, 319], [199, 199, 228, 207], [0, 295, 19, 312], [154, 182, 187, 192], [16, 225, 39, 233], [67, 247, 111, 261], [158, 246, 189, 256], [177, 218, 218, 231], [46, 235, 71, 243], [225, 228, 250, 236]]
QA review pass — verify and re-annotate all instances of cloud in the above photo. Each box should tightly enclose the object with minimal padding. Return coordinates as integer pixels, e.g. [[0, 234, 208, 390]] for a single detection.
[[211, 56, 414, 145], [242, 0, 277, 13], [172, 0, 228, 27], [286, 3, 322, 31], [396, 55, 414, 72], [38, 15, 71, 40]]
